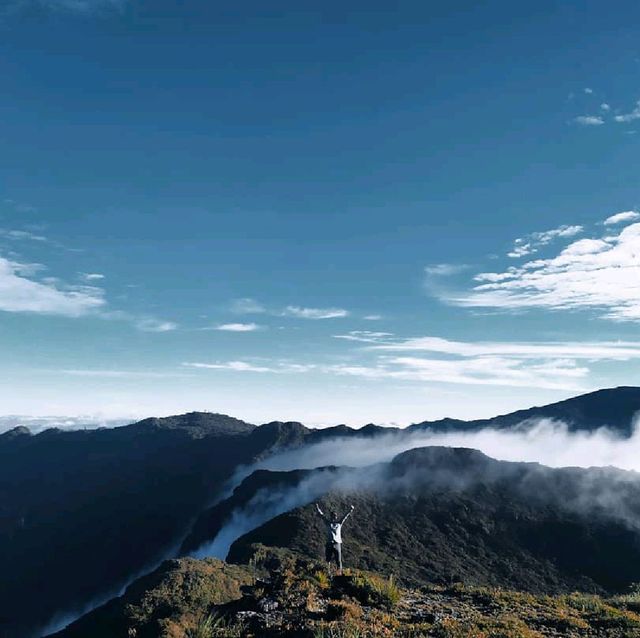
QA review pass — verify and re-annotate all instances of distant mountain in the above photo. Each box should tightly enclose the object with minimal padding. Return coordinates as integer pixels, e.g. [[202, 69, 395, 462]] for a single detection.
[[411, 386, 640, 435], [0, 412, 309, 638], [3, 386, 640, 637]]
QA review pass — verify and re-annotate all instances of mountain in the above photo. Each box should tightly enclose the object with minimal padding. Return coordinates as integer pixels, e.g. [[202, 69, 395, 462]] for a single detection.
[[0, 412, 316, 638], [51, 548, 640, 638], [411, 386, 640, 435], [222, 447, 640, 595], [3, 386, 640, 637]]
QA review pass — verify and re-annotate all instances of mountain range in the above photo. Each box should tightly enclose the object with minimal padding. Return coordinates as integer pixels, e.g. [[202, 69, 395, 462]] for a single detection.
[[2, 386, 640, 637]]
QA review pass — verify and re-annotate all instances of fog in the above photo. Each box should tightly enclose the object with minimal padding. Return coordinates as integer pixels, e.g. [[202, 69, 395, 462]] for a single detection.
[[196, 418, 640, 562]]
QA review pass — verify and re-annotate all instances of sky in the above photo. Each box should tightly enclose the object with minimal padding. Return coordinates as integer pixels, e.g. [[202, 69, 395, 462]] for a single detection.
[[1, 0, 640, 427]]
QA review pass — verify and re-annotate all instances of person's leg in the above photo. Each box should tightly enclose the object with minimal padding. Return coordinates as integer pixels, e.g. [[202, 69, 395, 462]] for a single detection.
[[325, 542, 334, 576], [336, 543, 343, 574]]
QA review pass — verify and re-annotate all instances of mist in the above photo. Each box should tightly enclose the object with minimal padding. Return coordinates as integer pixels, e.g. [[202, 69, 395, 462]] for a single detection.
[[195, 418, 640, 562]]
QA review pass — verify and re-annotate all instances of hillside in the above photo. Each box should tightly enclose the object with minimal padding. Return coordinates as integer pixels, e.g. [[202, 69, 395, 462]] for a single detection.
[[0, 413, 313, 638], [218, 448, 640, 595], [4, 386, 640, 637], [53, 548, 640, 637]]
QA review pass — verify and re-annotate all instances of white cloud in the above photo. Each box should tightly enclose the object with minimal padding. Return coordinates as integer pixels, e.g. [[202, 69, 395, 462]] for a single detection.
[[80, 272, 105, 281], [604, 210, 640, 225], [282, 305, 349, 319], [574, 115, 604, 126], [134, 318, 178, 332], [363, 314, 382, 321], [231, 298, 266, 314], [370, 335, 640, 360], [0, 256, 105, 316], [508, 224, 583, 258], [333, 330, 394, 343], [614, 100, 640, 123], [424, 263, 468, 276], [183, 360, 316, 374], [0, 228, 47, 242], [232, 298, 350, 320], [215, 322, 261, 332], [325, 357, 586, 391], [584, 87, 594, 94], [450, 220, 640, 321], [601, 103, 611, 112]]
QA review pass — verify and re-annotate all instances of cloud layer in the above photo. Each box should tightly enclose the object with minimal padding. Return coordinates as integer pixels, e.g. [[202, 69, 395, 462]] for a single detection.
[[451, 215, 640, 321]]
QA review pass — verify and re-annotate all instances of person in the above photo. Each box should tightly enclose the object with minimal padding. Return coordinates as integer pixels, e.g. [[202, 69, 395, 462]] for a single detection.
[[315, 502, 354, 574]]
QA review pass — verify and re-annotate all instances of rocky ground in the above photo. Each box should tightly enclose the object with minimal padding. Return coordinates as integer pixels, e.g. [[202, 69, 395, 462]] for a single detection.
[[56, 546, 640, 638]]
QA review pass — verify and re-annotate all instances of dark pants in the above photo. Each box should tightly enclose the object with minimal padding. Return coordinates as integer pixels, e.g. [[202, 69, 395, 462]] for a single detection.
[[325, 541, 342, 571]]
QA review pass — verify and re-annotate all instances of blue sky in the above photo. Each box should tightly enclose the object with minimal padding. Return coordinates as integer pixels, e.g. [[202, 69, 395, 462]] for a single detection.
[[2, 0, 640, 426]]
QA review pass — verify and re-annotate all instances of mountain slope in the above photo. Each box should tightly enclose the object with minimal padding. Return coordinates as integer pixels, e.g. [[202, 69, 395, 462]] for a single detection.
[[224, 447, 640, 594], [412, 386, 640, 435]]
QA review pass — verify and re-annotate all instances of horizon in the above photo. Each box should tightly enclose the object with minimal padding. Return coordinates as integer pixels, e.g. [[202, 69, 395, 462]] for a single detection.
[[2, 2, 640, 425], [1, 384, 637, 433]]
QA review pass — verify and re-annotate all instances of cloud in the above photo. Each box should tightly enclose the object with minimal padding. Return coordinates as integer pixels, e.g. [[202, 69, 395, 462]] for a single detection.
[[614, 101, 640, 123], [0, 256, 105, 316], [282, 305, 349, 319], [370, 335, 640, 360], [449, 218, 640, 321], [134, 318, 178, 333], [363, 314, 382, 321], [574, 115, 604, 126], [0, 228, 47, 242], [328, 357, 586, 391], [604, 211, 640, 225], [584, 87, 594, 94], [80, 272, 105, 281], [183, 360, 315, 374], [231, 298, 266, 314], [214, 322, 262, 332], [601, 103, 611, 112], [333, 330, 394, 343], [508, 224, 583, 258], [232, 298, 349, 320], [424, 263, 468, 276]]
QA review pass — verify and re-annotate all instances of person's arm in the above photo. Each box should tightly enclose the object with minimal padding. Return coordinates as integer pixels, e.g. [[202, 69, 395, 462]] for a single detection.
[[341, 504, 355, 525], [315, 503, 326, 520]]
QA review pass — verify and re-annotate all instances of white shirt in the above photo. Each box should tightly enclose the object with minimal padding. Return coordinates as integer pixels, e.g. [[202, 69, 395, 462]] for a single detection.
[[328, 522, 343, 544]]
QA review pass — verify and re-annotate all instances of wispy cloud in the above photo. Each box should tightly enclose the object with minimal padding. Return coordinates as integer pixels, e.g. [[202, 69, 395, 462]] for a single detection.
[[604, 210, 640, 225], [282, 305, 349, 320], [0, 256, 105, 316], [230, 298, 266, 314], [214, 322, 262, 332], [424, 263, 468, 276], [363, 314, 383, 321], [508, 224, 583, 258], [183, 360, 315, 374], [79, 272, 105, 281], [181, 330, 637, 390], [573, 115, 604, 126], [448, 213, 640, 321], [369, 335, 640, 360], [327, 356, 587, 391], [0, 228, 47, 242], [614, 100, 640, 123], [232, 297, 350, 320], [134, 317, 178, 333], [333, 330, 394, 343]]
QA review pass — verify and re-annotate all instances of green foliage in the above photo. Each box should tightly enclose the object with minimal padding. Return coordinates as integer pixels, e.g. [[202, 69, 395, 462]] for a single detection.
[[348, 572, 401, 609], [186, 613, 243, 638]]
